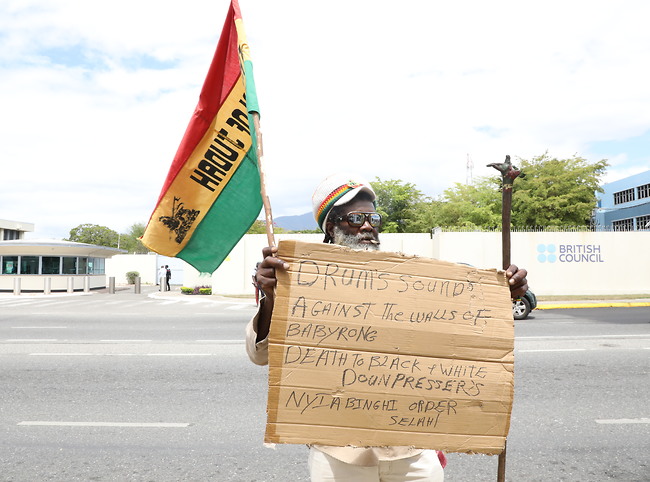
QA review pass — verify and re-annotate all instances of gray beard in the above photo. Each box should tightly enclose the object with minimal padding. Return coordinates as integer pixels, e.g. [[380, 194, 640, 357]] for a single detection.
[[333, 226, 380, 251]]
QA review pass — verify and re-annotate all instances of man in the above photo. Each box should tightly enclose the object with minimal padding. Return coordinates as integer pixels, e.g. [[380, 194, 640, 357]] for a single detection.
[[157, 265, 167, 291], [165, 265, 171, 291], [247, 173, 528, 481]]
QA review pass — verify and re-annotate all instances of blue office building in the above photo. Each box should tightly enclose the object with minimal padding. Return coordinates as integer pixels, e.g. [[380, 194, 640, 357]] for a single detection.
[[594, 170, 650, 230]]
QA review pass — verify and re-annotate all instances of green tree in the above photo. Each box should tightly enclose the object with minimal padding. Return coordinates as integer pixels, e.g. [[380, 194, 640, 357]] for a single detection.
[[512, 153, 608, 227], [394, 153, 608, 232], [371, 178, 429, 233], [66, 224, 120, 247], [428, 177, 502, 228], [119, 223, 149, 254]]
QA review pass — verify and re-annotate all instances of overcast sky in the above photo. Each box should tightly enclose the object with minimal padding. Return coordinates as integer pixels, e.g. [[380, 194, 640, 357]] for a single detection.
[[2, 0, 649, 239]]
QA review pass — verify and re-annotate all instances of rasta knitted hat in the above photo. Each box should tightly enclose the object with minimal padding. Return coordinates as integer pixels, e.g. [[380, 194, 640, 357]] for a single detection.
[[312, 173, 376, 233]]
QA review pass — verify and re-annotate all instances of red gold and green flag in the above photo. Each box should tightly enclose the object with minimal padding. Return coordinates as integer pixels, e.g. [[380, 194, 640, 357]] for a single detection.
[[141, 0, 262, 273]]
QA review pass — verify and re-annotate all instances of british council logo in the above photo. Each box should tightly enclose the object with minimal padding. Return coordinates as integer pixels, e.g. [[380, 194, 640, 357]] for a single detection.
[[537, 244, 557, 263]]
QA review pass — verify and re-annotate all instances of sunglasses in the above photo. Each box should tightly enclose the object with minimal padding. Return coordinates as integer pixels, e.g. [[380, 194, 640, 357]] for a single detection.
[[335, 211, 382, 227]]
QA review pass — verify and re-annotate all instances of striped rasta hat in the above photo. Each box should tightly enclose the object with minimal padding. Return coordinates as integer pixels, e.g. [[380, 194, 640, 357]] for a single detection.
[[312, 173, 376, 232]]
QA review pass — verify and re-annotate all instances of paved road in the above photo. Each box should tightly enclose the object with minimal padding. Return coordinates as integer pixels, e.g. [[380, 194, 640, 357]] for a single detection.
[[445, 307, 649, 481], [0, 289, 648, 481]]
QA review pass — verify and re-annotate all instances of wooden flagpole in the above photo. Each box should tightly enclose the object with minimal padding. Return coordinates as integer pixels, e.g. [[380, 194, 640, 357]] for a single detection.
[[487, 154, 523, 482], [252, 112, 276, 248]]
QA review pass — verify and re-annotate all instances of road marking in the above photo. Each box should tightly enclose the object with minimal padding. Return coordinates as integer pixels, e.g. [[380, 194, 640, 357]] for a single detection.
[[518, 348, 587, 353], [145, 353, 213, 356], [29, 353, 93, 356], [28, 353, 216, 356], [11, 326, 68, 329], [7, 339, 58, 342], [538, 302, 650, 309], [22, 300, 79, 307], [519, 334, 650, 340], [99, 339, 152, 342], [18, 421, 190, 428], [195, 339, 244, 344], [595, 418, 650, 424]]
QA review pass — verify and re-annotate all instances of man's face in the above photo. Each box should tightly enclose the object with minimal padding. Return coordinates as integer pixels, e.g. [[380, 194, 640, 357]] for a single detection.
[[327, 199, 380, 250]]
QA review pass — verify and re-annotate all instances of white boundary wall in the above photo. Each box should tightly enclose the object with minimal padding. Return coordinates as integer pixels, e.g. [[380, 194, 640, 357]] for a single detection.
[[105, 253, 192, 286], [106, 231, 650, 297]]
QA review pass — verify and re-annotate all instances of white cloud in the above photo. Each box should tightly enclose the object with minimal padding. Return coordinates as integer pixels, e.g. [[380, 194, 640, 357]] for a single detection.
[[1, 0, 649, 239]]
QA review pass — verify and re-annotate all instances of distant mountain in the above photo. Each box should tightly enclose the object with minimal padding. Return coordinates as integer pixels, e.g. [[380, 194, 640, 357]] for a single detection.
[[274, 212, 318, 231]]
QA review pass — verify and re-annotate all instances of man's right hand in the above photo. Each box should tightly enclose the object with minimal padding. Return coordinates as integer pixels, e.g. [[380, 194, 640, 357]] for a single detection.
[[255, 246, 289, 300], [254, 246, 289, 341]]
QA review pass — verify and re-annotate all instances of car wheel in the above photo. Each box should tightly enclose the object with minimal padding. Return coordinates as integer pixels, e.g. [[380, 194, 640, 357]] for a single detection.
[[513, 297, 531, 320]]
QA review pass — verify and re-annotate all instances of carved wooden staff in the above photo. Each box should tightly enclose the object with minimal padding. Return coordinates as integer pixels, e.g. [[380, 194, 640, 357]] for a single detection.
[[487, 154, 523, 482]]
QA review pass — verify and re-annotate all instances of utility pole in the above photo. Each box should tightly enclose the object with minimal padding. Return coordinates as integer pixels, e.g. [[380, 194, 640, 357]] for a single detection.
[[466, 153, 474, 185]]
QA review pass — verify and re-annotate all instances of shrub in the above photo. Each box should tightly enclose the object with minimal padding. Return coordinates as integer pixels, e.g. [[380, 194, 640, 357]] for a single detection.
[[126, 271, 139, 284], [180, 285, 212, 295]]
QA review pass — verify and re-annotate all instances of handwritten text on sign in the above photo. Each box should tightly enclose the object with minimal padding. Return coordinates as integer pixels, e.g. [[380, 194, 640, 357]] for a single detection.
[[265, 240, 514, 455]]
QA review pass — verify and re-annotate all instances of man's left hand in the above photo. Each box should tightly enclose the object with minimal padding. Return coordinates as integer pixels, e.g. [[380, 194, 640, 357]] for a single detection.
[[505, 264, 528, 299]]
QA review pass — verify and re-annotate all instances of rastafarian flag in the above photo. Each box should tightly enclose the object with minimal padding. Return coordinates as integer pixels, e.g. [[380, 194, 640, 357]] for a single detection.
[[141, 0, 262, 273]]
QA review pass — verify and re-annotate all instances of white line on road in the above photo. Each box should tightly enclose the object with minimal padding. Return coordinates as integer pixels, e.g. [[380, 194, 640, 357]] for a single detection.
[[99, 340, 153, 342], [18, 421, 190, 428], [519, 334, 650, 340], [518, 349, 587, 353], [21, 300, 80, 307], [28, 353, 216, 356], [11, 326, 68, 329], [145, 353, 213, 356], [29, 353, 93, 356], [595, 418, 650, 424], [195, 339, 245, 344], [7, 339, 58, 342]]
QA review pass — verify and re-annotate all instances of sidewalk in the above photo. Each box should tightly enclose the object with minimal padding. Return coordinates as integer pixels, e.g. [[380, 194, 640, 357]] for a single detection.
[[148, 286, 257, 305]]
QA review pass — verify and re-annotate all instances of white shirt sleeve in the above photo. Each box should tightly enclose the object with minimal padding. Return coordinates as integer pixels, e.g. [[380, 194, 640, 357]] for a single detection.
[[245, 310, 269, 366]]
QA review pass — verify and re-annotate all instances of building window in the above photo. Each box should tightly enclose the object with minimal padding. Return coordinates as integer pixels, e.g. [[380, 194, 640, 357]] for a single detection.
[[637, 215, 650, 230], [88, 257, 105, 275], [62, 257, 78, 275], [0, 255, 107, 275], [19, 256, 39, 274], [613, 218, 634, 231], [2, 256, 18, 274], [613, 188, 635, 205], [42, 256, 61, 274], [3, 229, 20, 240], [638, 183, 650, 200]]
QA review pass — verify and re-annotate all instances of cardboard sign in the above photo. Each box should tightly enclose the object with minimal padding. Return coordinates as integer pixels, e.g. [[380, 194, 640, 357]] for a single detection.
[[265, 240, 514, 455]]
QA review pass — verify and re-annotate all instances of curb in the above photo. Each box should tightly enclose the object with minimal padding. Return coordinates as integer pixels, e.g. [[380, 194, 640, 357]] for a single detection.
[[537, 301, 650, 310], [148, 291, 256, 305]]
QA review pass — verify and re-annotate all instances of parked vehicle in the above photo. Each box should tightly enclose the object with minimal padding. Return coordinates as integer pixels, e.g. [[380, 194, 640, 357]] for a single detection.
[[513, 290, 537, 320]]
